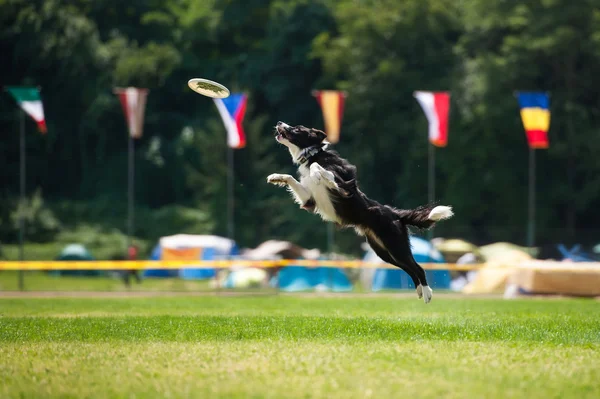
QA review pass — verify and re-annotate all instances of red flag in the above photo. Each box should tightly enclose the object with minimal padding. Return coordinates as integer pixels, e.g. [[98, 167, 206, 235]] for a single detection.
[[114, 87, 149, 139], [312, 90, 347, 144], [413, 91, 450, 147]]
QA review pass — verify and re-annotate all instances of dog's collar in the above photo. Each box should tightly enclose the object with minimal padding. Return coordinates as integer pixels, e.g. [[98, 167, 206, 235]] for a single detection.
[[297, 145, 325, 165]]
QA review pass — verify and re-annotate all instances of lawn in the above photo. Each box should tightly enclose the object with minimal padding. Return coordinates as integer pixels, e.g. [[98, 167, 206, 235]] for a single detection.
[[1, 295, 599, 398], [0, 271, 215, 292]]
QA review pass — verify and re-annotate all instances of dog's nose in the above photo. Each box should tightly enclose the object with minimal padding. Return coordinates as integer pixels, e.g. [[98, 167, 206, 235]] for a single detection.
[[277, 121, 283, 126]]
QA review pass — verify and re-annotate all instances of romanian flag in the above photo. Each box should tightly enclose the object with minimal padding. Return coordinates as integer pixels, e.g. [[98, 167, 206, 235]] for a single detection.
[[214, 94, 247, 149], [313, 90, 347, 144], [6, 86, 47, 133], [413, 91, 450, 147], [516, 92, 550, 149]]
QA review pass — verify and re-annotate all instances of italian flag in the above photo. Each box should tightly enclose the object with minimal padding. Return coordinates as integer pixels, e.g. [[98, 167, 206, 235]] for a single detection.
[[6, 87, 47, 134]]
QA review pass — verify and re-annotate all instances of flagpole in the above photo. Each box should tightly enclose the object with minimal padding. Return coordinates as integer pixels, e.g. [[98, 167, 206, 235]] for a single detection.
[[127, 133, 135, 252], [312, 89, 347, 256], [18, 108, 26, 291], [427, 143, 435, 239], [527, 148, 536, 247], [227, 146, 234, 241]]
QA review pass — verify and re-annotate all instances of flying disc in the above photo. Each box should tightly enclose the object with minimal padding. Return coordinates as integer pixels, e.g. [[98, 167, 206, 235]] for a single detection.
[[187, 78, 230, 98]]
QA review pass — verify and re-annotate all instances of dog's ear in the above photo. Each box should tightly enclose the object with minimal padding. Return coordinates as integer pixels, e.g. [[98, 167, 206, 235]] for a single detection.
[[310, 128, 327, 142]]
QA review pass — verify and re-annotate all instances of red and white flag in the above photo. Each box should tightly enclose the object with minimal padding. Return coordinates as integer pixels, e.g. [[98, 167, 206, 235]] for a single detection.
[[114, 87, 149, 139], [413, 91, 450, 147]]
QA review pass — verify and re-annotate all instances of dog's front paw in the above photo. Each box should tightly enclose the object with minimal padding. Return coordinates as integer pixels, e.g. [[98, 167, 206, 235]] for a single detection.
[[309, 168, 322, 185], [267, 173, 291, 187], [309, 163, 337, 188]]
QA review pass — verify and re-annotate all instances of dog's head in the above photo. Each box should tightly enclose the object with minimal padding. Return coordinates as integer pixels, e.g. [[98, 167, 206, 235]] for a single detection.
[[274, 121, 327, 150], [274, 122, 327, 162]]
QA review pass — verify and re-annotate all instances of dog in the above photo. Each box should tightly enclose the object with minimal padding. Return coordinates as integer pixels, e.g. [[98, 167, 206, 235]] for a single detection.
[[266, 121, 454, 303]]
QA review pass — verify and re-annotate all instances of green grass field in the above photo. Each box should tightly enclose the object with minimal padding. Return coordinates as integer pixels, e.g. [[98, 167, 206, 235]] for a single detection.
[[1, 295, 599, 398], [0, 271, 214, 292]]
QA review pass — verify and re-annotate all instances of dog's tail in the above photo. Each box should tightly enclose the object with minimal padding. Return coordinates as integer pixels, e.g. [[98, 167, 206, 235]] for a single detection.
[[394, 205, 454, 229]]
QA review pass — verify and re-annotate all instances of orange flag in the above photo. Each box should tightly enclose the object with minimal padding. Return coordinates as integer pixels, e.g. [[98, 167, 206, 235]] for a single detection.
[[312, 90, 347, 144]]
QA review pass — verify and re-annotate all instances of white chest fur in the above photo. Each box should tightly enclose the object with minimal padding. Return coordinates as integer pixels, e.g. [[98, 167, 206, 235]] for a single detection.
[[298, 164, 340, 223]]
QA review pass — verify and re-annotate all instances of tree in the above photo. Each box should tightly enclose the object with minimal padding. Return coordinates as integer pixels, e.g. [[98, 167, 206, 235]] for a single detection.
[[456, 0, 600, 243]]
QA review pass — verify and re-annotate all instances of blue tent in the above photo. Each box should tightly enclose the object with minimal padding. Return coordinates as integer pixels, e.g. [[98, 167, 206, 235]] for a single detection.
[[51, 244, 101, 277], [145, 245, 178, 277], [144, 235, 238, 279], [365, 236, 451, 291], [275, 262, 353, 292], [238, 240, 352, 292]]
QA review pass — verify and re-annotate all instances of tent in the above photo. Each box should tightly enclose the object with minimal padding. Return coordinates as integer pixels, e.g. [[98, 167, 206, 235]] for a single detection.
[[240, 239, 352, 292], [57, 244, 94, 261], [144, 234, 238, 279], [52, 244, 100, 276], [242, 240, 321, 260], [275, 262, 353, 292], [363, 236, 450, 291], [556, 244, 599, 262], [431, 238, 484, 263], [478, 242, 537, 262]]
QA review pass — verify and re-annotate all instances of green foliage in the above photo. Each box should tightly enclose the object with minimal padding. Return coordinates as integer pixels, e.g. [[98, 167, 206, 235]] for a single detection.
[[51, 200, 214, 246], [111, 40, 182, 87], [2, 189, 61, 243], [454, 0, 600, 241], [1, 226, 131, 261]]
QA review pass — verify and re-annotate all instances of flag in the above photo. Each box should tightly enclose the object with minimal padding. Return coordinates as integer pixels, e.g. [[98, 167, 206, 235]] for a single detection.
[[214, 94, 247, 149], [516, 92, 550, 149], [6, 86, 47, 133], [413, 91, 450, 147], [114, 87, 149, 139], [312, 90, 347, 144]]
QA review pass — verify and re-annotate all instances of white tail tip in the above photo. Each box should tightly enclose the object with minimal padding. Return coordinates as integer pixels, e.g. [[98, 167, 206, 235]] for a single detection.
[[428, 206, 454, 221]]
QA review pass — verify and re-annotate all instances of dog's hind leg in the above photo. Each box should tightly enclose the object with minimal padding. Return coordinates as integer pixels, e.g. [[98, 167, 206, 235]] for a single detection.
[[404, 256, 432, 303], [368, 225, 433, 304], [382, 222, 432, 304], [365, 233, 421, 291]]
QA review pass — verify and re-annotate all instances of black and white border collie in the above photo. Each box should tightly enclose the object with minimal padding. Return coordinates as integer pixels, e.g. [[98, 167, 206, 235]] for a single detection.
[[267, 122, 453, 303]]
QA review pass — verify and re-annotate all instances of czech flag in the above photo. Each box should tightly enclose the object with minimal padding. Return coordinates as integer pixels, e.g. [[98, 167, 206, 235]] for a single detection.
[[312, 90, 347, 144], [516, 92, 550, 149], [413, 91, 450, 147], [214, 94, 247, 149]]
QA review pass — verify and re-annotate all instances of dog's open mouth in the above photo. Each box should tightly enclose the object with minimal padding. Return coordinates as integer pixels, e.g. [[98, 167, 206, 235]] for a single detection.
[[275, 125, 289, 141]]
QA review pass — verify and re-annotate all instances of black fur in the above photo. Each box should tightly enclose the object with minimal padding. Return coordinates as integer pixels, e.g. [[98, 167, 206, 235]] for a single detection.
[[272, 122, 452, 293]]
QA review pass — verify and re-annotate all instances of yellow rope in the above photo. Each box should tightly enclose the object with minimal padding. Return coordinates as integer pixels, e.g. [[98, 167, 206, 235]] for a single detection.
[[0, 260, 598, 272]]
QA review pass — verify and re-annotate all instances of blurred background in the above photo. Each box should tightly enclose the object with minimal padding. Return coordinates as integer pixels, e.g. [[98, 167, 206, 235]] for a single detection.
[[1, 0, 600, 292]]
